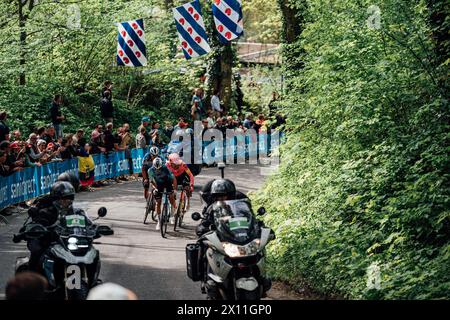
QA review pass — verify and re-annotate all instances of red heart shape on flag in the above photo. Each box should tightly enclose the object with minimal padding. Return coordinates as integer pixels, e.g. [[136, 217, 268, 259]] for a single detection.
[[135, 51, 141, 58], [123, 57, 130, 64], [188, 48, 193, 55], [127, 40, 134, 47], [137, 30, 143, 37], [225, 32, 232, 39], [218, 25, 224, 32], [132, 23, 138, 29], [187, 27, 193, 34], [118, 50, 124, 57], [179, 18, 185, 25], [182, 41, 188, 48], [188, 7, 194, 14], [195, 36, 201, 43], [194, 13, 200, 20], [121, 31, 126, 37], [215, 0, 221, 5], [225, 8, 232, 16]]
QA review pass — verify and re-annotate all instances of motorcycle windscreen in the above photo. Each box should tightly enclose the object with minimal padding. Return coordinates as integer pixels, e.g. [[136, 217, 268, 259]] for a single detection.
[[211, 199, 258, 244]]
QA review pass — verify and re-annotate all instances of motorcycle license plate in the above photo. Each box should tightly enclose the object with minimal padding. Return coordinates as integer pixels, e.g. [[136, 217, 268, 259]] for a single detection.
[[228, 217, 249, 231], [65, 215, 86, 228]]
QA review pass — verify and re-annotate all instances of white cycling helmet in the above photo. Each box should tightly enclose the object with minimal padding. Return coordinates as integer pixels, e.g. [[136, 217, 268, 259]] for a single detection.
[[153, 157, 163, 170], [149, 146, 159, 156]]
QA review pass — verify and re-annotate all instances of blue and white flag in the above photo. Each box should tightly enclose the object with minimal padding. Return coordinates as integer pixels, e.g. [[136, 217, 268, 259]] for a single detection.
[[212, 0, 244, 43], [173, 0, 211, 60], [117, 18, 147, 67]]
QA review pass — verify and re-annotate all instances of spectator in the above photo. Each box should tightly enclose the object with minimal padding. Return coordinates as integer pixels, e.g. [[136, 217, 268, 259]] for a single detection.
[[42, 125, 56, 144], [206, 111, 215, 129], [100, 90, 114, 125], [0, 141, 24, 173], [91, 124, 104, 141], [138, 116, 151, 146], [87, 282, 138, 300], [192, 88, 206, 121], [103, 122, 117, 153], [78, 143, 95, 190], [226, 116, 235, 130], [201, 119, 210, 136], [26, 134, 46, 163], [0, 150, 11, 176], [272, 113, 286, 130], [50, 94, 65, 139], [119, 124, 132, 150], [0, 111, 10, 141], [211, 89, 223, 118], [150, 122, 162, 147], [254, 114, 265, 132], [102, 80, 113, 99], [174, 117, 188, 131], [243, 113, 254, 130], [59, 135, 77, 160], [268, 91, 280, 117], [90, 130, 106, 154], [5, 272, 48, 300], [72, 129, 86, 151], [163, 121, 174, 140], [12, 130, 22, 141], [136, 126, 147, 149], [214, 117, 227, 135]]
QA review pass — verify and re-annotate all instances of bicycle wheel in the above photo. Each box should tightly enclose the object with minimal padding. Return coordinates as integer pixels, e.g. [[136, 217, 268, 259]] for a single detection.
[[150, 195, 157, 222], [178, 191, 186, 228], [144, 195, 151, 224]]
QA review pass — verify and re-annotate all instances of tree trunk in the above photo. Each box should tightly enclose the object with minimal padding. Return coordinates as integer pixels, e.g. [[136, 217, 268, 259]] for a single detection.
[[18, 0, 26, 86]]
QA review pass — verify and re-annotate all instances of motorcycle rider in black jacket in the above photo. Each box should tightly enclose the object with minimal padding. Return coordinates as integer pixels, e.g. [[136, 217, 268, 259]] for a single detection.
[[25, 173, 85, 272]]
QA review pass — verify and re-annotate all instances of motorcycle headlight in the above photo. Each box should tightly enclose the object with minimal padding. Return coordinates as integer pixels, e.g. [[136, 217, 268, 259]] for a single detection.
[[67, 237, 78, 251], [223, 239, 260, 258]]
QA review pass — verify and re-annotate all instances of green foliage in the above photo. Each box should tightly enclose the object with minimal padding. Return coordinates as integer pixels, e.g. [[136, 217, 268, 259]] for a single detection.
[[0, 0, 206, 135], [253, 0, 450, 299]]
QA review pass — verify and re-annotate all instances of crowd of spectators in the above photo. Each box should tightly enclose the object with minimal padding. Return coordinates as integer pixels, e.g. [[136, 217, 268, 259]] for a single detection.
[[0, 85, 286, 180]]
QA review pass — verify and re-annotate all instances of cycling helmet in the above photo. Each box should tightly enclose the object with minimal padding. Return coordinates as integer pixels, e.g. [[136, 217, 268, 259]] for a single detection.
[[168, 153, 182, 165], [149, 146, 159, 157], [153, 157, 163, 170], [57, 172, 80, 193]]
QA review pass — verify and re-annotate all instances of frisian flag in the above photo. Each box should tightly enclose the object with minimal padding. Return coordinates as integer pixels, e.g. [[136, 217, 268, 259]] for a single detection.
[[117, 18, 147, 67], [173, 0, 211, 60], [212, 0, 244, 43]]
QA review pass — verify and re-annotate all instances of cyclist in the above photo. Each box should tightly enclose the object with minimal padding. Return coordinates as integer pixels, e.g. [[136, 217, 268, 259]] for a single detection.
[[141, 146, 160, 200], [166, 153, 194, 217], [148, 157, 177, 230]]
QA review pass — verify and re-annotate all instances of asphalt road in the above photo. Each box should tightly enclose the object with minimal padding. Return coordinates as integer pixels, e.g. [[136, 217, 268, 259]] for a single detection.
[[0, 163, 274, 300]]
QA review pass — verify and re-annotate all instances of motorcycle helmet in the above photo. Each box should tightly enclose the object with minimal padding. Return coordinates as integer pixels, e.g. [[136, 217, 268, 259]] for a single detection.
[[153, 157, 163, 170], [200, 179, 216, 206], [211, 179, 236, 201], [57, 172, 80, 193], [51, 181, 75, 212], [149, 146, 159, 157]]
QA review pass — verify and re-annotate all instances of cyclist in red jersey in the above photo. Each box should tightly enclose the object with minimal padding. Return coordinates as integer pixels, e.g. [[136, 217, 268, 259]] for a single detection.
[[166, 153, 194, 213]]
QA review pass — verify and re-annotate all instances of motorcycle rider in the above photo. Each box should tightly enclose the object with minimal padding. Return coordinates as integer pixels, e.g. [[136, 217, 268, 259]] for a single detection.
[[142, 146, 160, 200], [196, 179, 248, 237], [25, 181, 80, 272]]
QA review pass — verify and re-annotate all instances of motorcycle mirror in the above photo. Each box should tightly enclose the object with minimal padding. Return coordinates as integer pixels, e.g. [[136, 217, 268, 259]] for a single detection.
[[191, 212, 201, 221], [97, 225, 114, 236], [98, 207, 107, 218], [257, 207, 266, 216]]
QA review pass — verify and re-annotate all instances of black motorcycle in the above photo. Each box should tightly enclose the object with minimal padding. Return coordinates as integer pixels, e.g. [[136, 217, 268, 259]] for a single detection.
[[13, 207, 113, 300], [186, 200, 275, 300]]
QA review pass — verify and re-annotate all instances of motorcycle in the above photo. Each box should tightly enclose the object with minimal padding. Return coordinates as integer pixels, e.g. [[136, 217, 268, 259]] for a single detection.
[[13, 207, 113, 300], [186, 199, 275, 300]]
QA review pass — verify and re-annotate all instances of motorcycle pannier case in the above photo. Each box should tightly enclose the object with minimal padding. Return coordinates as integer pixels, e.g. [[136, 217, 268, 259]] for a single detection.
[[186, 243, 201, 281]]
